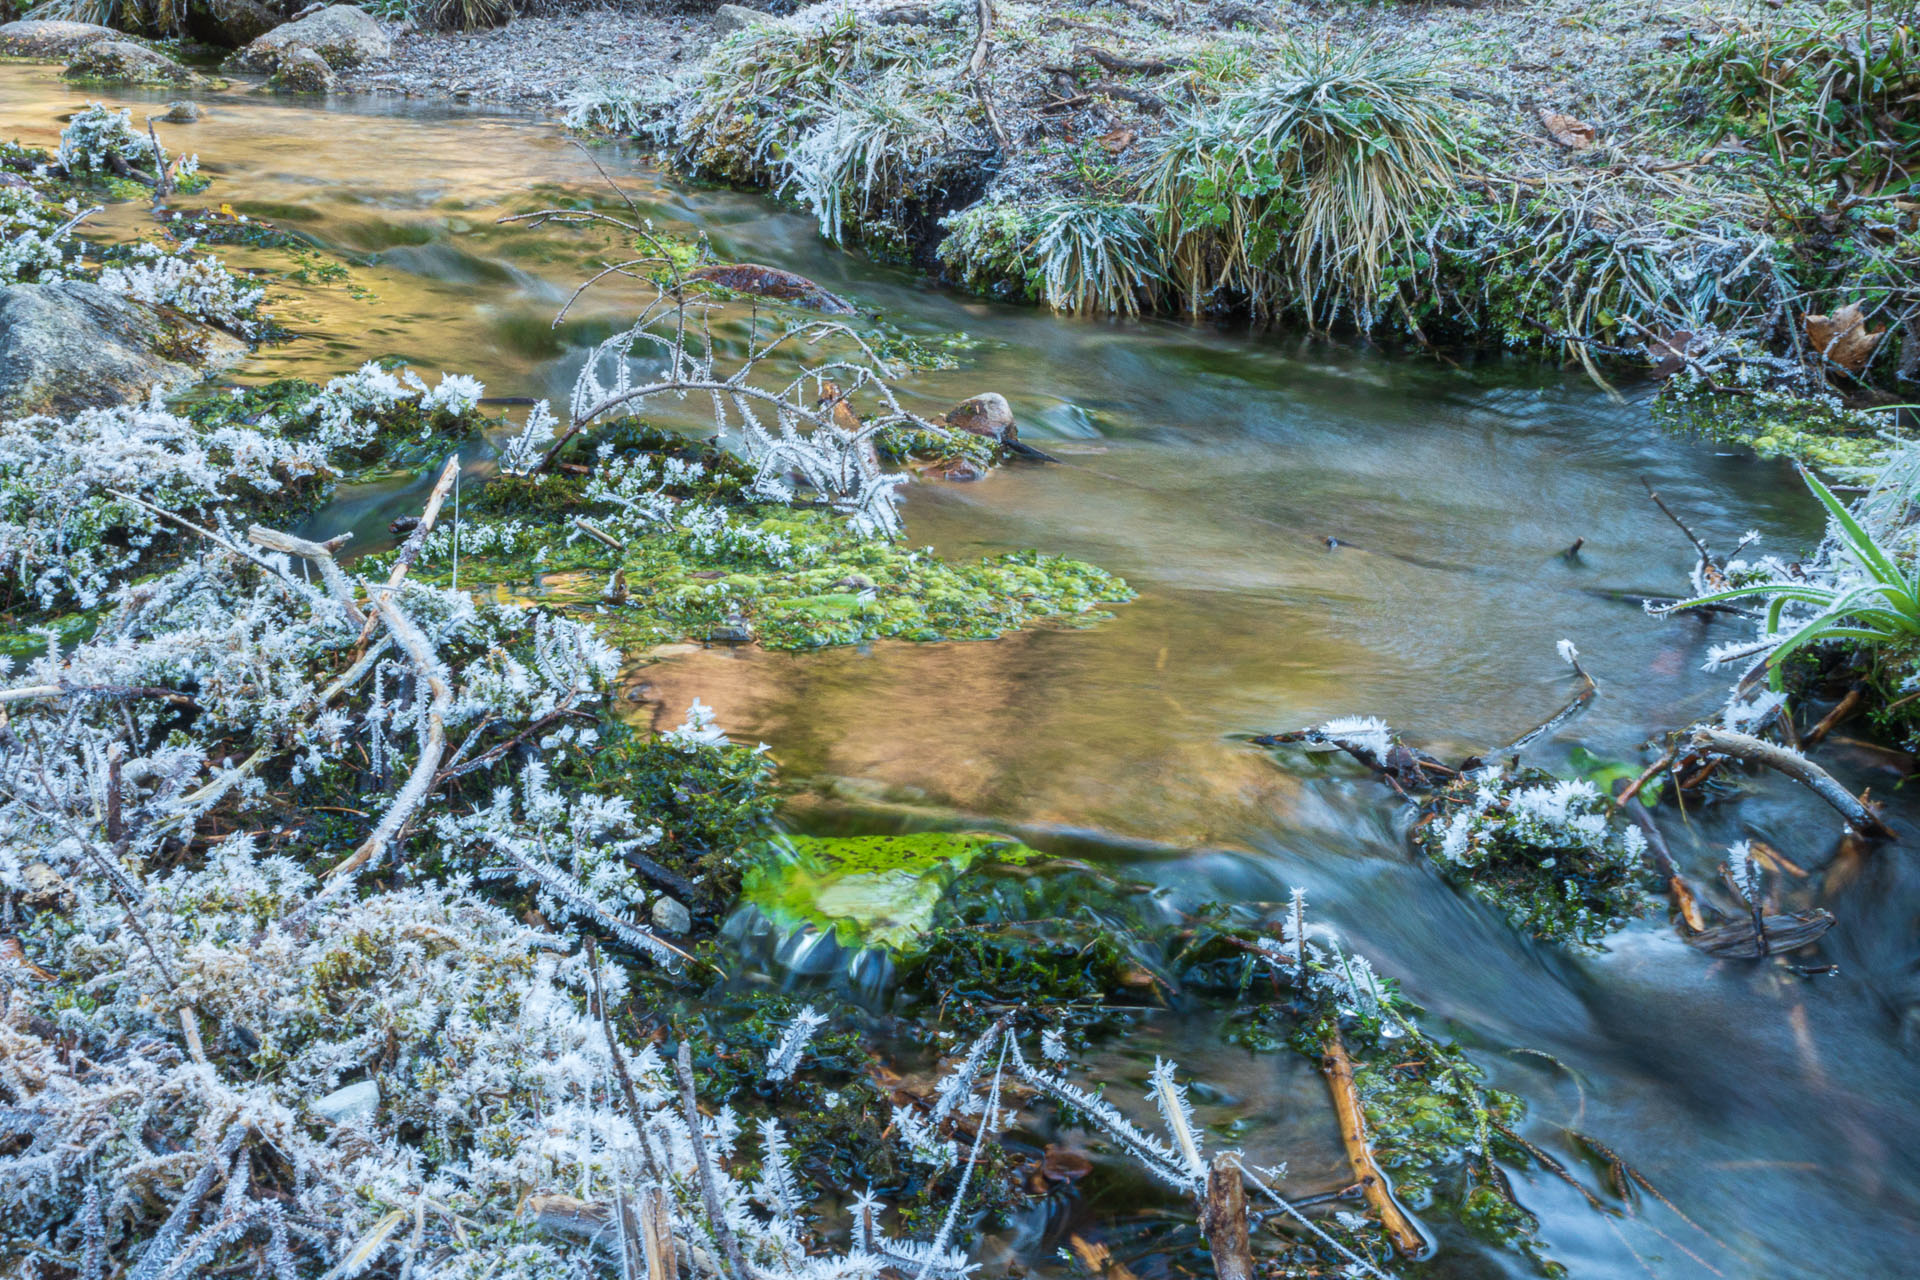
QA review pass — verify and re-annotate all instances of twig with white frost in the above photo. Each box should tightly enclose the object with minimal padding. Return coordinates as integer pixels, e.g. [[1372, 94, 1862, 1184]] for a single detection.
[[1690, 726, 1895, 838]]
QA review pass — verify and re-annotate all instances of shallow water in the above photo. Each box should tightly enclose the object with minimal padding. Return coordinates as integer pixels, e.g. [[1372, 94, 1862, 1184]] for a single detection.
[[7, 67, 1919, 1280]]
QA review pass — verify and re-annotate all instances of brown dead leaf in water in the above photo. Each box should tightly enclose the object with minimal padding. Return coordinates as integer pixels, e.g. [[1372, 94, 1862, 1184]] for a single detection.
[[1042, 1145, 1094, 1182], [1805, 301, 1883, 373], [1537, 108, 1597, 149]]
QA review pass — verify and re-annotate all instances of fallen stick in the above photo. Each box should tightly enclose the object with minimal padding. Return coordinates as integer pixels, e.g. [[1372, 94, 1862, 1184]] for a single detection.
[[1620, 798, 1706, 932], [571, 516, 627, 552], [1689, 727, 1895, 839], [248, 526, 363, 625], [352, 454, 461, 652], [675, 1042, 748, 1280], [324, 588, 451, 879], [1322, 1027, 1425, 1256], [1200, 1154, 1253, 1280], [1803, 683, 1866, 749]]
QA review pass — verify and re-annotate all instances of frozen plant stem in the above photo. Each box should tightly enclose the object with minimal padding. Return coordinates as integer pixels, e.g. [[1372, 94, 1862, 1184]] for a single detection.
[[675, 1041, 748, 1280]]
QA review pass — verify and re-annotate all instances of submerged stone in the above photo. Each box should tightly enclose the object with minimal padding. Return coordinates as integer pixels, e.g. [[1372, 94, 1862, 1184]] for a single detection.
[[688, 262, 857, 315]]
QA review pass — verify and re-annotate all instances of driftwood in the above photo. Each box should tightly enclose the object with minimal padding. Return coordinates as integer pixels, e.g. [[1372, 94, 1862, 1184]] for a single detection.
[[1690, 727, 1895, 839], [1322, 1027, 1424, 1256], [1073, 45, 1191, 75], [1685, 908, 1836, 959], [1200, 1155, 1253, 1280]]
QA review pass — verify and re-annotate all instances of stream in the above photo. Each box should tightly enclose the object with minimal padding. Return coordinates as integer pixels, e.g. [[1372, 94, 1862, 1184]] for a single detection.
[[7, 67, 1919, 1280]]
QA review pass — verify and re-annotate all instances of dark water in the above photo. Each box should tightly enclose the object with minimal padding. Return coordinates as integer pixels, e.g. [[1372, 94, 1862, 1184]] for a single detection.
[[6, 67, 1917, 1280]]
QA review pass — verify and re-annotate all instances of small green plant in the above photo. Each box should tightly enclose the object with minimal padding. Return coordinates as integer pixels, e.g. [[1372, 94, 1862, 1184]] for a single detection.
[[1663, 465, 1920, 687], [1670, 11, 1919, 189]]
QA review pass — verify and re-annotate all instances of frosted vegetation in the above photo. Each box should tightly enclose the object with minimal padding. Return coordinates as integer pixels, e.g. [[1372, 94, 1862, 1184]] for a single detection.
[[565, 0, 1913, 446]]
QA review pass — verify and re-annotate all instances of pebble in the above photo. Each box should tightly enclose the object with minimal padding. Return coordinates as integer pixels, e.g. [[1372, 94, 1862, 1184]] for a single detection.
[[311, 1078, 379, 1124], [651, 895, 692, 935]]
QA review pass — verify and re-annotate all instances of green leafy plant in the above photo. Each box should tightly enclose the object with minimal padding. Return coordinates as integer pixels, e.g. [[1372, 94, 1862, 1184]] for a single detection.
[[1663, 465, 1920, 687]]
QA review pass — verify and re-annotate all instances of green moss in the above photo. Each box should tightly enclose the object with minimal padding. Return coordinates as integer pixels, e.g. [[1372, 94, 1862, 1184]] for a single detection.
[[1655, 381, 1903, 470], [1413, 766, 1649, 948]]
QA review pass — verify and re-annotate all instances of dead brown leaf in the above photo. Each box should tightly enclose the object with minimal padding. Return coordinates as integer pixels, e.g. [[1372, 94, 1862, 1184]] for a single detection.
[[1096, 127, 1136, 154], [1537, 108, 1597, 149], [1805, 301, 1883, 373]]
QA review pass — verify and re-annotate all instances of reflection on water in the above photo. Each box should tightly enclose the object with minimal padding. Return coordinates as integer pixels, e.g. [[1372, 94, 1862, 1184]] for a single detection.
[[5, 66, 1918, 1280]]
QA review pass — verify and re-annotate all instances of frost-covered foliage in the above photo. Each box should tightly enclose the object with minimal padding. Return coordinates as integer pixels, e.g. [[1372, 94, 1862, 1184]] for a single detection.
[[0, 185, 81, 286], [498, 210, 932, 538], [779, 75, 954, 243], [1419, 766, 1649, 946], [0, 514, 976, 1276], [292, 361, 486, 452], [581, 445, 825, 567], [938, 199, 1165, 316], [562, 76, 682, 139], [95, 241, 267, 336], [0, 395, 324, 611], [55, 102, 150, 175]]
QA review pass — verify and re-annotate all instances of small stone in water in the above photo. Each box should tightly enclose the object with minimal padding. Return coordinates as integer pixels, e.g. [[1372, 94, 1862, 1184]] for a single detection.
[[652, 895, 692, 935], [161, 101, 201, 124]]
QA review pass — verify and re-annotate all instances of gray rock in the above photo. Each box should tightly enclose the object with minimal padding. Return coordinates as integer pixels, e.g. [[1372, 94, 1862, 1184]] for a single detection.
[[229, 5, 388, 73], [0, 20, 118, 58], [268, 45, 333, 93], [0, 281, 248, 420], [714, 4, 771, 34], [64, 40, 195, 85], [190, 0, 287, 49], [651, 896, 692, 936], [162, 100, 202, 124], [311, 1079, 379, 1124]]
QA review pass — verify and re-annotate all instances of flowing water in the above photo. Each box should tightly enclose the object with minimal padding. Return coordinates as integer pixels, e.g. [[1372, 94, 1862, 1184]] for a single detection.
[[7, 67, 1919, 1280]]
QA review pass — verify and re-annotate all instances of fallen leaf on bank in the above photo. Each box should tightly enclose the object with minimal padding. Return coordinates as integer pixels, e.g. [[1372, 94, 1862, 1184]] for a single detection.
[[1645, 328, 1702, 379], [1537, 108, 1597, 149], [1805, 301, 1883, 373], [1096, 127, 1136, 154], [2, 937, 52, 981]]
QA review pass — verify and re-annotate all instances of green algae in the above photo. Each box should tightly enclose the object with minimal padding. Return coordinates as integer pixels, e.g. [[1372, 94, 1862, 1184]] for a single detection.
[[740, 831, 1034, 952]]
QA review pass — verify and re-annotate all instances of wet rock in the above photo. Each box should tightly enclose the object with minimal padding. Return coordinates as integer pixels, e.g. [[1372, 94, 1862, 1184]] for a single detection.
[[714, 4, 772, 34], [161, 100, 202, 124], [64, 40, 196, 85], [941, 393, 1015, 442], [268, 46, 334, 93], [651, 895, 692, 936], [190, 0, 287, 49], [707, 617, 754, 644], [0, 281, 248, 419], [311, 1079, 379, 1124], [940, 393, 1058, 461], [688, 262, 856, 315], [0, 20, 118, 58], [229, 5, 389, 73]]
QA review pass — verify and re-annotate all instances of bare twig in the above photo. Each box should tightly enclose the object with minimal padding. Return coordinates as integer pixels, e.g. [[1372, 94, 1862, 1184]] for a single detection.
[[1690, 727, 1895, 839]]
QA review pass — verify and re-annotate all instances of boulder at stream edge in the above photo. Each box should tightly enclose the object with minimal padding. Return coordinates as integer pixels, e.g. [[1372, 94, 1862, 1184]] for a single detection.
[[227, 5, 388, 73], [64, 40, 198, 86], [0, 20, 119, 57], [0, 281, 247, 419]]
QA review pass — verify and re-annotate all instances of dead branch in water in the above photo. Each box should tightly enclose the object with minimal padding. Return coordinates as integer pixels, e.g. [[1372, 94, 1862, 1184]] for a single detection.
[[1322, 1026, 1425, 1256], [1200, 1155, 1253, 1280], [1689, 727, 1895, 839]]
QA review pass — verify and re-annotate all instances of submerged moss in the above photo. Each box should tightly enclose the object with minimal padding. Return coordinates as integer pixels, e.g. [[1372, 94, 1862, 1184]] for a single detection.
[[1656, 380, 1904, 470]]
